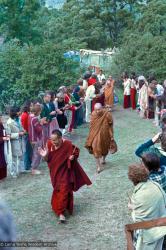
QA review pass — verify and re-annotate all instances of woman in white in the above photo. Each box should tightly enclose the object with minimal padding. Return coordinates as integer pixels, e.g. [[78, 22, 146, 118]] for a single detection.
[[137, 76, 148, 118], [6, 107, 25, 177], [84, 84, 96, 122]]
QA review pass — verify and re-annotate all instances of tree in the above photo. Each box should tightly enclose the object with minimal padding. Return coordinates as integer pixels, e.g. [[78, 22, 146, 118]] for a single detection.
[[44, 0, 142, 50], [0, 0, 43, 44], [0, 40, 79, 110], [111, 0, 166, 82]]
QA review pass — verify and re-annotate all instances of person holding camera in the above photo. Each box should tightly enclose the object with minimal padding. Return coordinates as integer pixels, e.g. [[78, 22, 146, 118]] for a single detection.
[[135, 132, 166, 166]]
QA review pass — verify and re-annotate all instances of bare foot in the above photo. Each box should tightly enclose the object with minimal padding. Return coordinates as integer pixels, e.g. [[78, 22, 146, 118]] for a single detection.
[[59, 214, 66, 223], [96, 166, 104, 174], [101, 156, 106, 164]]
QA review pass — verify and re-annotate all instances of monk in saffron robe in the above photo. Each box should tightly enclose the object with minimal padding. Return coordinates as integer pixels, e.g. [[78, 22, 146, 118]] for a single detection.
[[104, 77, 115, 108], [85, 103, 117, 173], [38, 129, 92, 223]]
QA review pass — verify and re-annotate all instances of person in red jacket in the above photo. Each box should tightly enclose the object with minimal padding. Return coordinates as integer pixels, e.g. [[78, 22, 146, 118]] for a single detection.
[[88, 73, 98, 86], [21, 101, 33, 171]]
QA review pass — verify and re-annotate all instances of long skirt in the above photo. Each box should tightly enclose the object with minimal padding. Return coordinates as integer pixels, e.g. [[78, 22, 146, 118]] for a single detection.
[[147, 97, 155, 119], [123, 95, 131, 109], [49, 118, 59, 137], [130, 88, 136, 110], [42, 124, 50, 146], [68, 109, 75, 132], [85, 99, 92, 123], [51, 184, 74, 216]]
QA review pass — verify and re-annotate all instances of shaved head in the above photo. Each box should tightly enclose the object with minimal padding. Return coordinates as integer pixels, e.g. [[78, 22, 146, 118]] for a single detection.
[[94, 103, 102, 110]]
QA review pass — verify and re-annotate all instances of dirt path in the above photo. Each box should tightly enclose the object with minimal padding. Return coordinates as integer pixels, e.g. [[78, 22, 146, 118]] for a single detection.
[[0, 106, 158, 250]]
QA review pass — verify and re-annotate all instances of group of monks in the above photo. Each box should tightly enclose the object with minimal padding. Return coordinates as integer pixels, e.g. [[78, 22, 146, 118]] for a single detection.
[[38, 94, 117, 222]]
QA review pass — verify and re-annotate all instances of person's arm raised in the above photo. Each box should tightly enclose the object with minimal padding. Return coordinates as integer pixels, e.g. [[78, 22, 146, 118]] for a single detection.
[[38, 147, 48, 161]]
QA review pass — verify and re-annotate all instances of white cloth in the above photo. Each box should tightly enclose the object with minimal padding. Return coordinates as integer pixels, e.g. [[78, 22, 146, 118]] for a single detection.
[[85, 99, 91, 123], [6, 118, 24, 176], [131, 79, 137, 89], [97, 74, 105, 82], [156, 84, 164, 96], [83, 79, 88, 90], [84, 85, 96, 101], [123, 79, 131, 95]]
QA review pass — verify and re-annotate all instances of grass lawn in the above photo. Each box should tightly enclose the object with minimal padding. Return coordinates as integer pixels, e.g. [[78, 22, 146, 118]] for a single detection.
[[0, 105, 158, 250]]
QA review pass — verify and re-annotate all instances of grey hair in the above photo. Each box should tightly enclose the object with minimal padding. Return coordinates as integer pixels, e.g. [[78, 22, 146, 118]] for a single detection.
[[0, 200, 16, 249], [56, 92, 64, 99]]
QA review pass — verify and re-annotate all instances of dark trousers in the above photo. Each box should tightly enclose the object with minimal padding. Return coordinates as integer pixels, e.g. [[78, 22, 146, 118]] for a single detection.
[[23, 135, 33, 170]]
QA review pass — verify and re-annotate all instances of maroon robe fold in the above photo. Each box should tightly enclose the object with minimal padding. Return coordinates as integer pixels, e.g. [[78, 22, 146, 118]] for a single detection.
[[47, 139, 92, 216], [0, 123, 7, 180]]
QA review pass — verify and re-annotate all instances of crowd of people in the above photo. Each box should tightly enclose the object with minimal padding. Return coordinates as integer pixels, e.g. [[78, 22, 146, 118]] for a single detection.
[[127, 114, 166, 248], [0, 68, 166, 249], [0, 69, 116, 223], [122, 72, 166, 128]]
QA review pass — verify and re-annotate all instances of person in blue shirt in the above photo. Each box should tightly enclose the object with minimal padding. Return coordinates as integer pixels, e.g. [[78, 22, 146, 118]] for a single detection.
[[135, 132, 166, 166]]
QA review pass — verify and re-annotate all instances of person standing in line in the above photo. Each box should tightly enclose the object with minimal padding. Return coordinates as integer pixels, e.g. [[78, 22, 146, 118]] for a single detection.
[[122, 72, 131, 109], [28, 102, 46, 175], [0, 114, 9, 180], [130, 72, 137, 110], [104, 76, 115, 108], [137, 77, 148, 118], [128, 164, 166, 250], [97, 69, 106, 84], [84, 83, 97, 123], [147, 81, 157, 119], [40, 92, 55, 146], [21, 101, 33, 172], [6, 107, 25, 178], [47, 91, 59, 136], [54, 93, 68, 135]]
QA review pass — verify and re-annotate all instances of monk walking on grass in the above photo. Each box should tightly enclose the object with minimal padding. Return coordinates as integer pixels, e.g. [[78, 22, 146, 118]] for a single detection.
[[38, 129, 92, 223], [85, 103, 117, 173]]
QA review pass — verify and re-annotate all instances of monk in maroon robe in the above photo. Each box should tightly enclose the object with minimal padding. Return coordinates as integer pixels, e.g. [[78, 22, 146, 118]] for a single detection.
[[38, 129, 92, 222]]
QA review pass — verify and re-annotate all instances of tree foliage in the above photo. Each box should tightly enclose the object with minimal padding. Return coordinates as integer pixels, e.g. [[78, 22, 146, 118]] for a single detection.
[[0, 0, 43, 44], [0, 0, 166, 110], [111, 0, 166, 82], [52, 0, 141, 49], [0, 40, 79, 109]]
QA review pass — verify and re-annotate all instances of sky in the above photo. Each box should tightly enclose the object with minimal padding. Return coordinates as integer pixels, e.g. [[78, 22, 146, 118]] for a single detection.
[[45, 0, 65, 8]]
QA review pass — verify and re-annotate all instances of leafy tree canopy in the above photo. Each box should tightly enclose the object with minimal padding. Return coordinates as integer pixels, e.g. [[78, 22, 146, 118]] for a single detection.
[[111, 0, 166, 82]]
